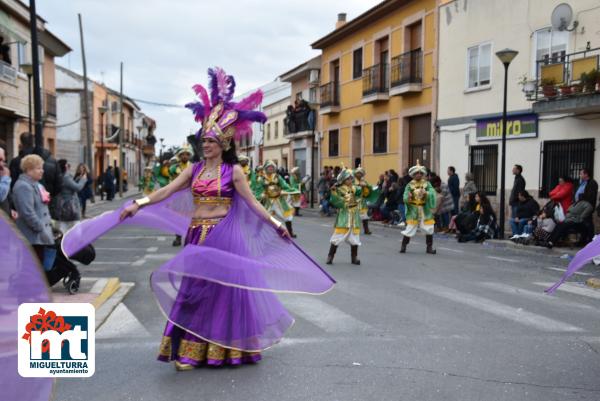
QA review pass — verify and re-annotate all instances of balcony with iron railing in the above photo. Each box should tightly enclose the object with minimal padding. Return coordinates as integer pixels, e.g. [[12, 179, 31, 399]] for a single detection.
[[285, 104, 316, 137], [390, 49, 423, 96], [529, 46, 600, 114], [319, 81, 340, 115], [0, 60, 17, 85], [362, 63, 389, 103]]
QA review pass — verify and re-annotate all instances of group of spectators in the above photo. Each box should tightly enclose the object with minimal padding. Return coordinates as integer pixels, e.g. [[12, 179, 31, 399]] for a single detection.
[[509, 167, 599, 248], [0, 132, 94, 266]]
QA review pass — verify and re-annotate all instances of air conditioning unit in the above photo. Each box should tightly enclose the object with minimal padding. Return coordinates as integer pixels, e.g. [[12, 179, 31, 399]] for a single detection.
[[309, 69, 320, 85]]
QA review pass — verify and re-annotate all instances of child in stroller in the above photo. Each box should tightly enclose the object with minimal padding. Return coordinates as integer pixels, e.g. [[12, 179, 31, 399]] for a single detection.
[[45, 229, 95, 294]]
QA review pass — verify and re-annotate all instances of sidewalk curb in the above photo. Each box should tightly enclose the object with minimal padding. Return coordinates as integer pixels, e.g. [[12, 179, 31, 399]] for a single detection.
[[484, 239, 578, 258], [586, 277, 600, 289], [91, 277, 121, 309], [95, 282, 135, 330]]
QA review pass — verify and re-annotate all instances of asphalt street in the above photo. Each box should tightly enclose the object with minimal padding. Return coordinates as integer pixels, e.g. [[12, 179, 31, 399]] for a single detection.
[[53, 200, 600, 401]]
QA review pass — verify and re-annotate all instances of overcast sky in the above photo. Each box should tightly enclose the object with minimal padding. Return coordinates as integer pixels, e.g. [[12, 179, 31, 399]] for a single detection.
[[35, 0, 381, 148]]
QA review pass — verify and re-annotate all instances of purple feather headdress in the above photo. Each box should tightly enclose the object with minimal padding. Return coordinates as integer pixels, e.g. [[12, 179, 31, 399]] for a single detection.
[[185, 67, 267, 151]]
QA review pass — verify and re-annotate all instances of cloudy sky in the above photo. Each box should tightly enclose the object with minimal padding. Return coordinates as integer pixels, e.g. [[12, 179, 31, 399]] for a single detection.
[[35, 0, 381, 148]]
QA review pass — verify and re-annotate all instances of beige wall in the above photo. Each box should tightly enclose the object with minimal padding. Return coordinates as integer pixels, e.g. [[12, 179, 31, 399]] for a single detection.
[[262, 97, 290, 168]]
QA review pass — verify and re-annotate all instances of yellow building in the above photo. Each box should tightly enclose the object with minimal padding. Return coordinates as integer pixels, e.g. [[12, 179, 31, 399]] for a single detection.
[[312, 0, 438, 182]]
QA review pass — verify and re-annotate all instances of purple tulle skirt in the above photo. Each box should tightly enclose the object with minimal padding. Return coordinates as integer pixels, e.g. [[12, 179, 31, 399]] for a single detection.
[[156, 218, 291, 366]]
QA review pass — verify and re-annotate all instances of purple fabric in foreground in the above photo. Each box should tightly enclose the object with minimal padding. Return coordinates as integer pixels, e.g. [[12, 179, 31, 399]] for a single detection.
[[0, 214, 52, 401], [546, 235, 600, 293], [62, 188, 335, 350]]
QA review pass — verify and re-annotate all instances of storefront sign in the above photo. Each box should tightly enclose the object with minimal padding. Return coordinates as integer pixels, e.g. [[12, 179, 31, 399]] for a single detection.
[[475, 114, 537, 141]]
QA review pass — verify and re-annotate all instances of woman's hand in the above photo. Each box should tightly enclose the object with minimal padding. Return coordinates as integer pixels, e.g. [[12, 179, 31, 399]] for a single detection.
[[119, 202, 139, 221]]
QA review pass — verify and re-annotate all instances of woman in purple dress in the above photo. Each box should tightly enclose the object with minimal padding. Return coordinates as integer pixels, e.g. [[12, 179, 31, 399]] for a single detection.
[[64, 68, 335, 371]]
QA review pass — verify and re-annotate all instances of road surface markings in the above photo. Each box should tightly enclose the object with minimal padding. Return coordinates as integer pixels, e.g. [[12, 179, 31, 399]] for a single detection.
[[545, 266, 592, 276], [405, 281, 583, 332], [487, 256, 519, 263], [89, 261, 132, 266], [131, 259, 146, 266], [146, 247, 158, 253], [280, 295, 371, 333], [534, 282, 600, 300], [95, 247, 141, 251], [479, 282, 594, 310], [96, 303, 151, 339], [438, 247, 464, 253], [145, 254, 177, 261], [102, 235, 167, 240], [320, 224, 330, 228]]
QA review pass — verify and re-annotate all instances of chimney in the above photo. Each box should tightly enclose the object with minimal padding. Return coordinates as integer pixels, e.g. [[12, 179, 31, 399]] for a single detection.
[[336, 13, 347, 29]]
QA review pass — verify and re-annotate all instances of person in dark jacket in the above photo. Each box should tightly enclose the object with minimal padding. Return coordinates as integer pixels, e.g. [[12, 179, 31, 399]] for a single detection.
[[509, 164, 526, 218], [104, 166, 116, 201], [574, 168, 598, 208], [9, 132, 62, 198], [509, 190, 539, 236], [458, 192, 497, 243], [447, 166, 460, 215], [75, 163, 93, 219]]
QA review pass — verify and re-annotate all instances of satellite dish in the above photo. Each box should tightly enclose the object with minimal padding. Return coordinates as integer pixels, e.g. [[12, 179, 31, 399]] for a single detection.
[[551, 3, 577, 31]]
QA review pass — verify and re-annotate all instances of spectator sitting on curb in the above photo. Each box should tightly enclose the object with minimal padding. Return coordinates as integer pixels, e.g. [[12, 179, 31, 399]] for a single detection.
[[509, 190, 539, 238], [547, 194, 594, 248], [458, 192, 497, 243], [530, 209, 556, 247], [449, 192, 477, 234]]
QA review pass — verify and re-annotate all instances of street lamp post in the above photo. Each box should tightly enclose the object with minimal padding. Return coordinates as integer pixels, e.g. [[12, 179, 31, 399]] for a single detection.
[[136, 125, 143, 186], [159, 137, 164, 159], [98, 105, 107, 200], [495, 48, 518, 240]]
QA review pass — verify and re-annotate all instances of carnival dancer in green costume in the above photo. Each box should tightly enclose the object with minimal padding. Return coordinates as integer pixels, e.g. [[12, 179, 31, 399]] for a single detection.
[[141, 166, 157, 195], [169, 143, 194, 246], [353, 166, 375, 235], [400, 161, 437, 254], [326, 166, 361, 265], [256, 160, 299, 238], [289, 166, 304, 216]]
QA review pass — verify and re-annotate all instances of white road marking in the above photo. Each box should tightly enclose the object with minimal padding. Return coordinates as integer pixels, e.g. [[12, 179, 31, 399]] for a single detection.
[[438, 247, 464, 253], [95, 247, 139, 251], [131, 259, 146, 266], [487, 256, 519, 263], [102, 236, 166, 240], [320, 224, 330, 227], [96, 303, 151, 339], [90, 278, 109, 294], [405, 281, 583, 332], [545, 266, 592, 276], [90, 261, 132, 266], [280, 295, 371, 333], [145, 254, 177, 261], [146, 247, 158, 253], [535, 282, 600, 300], [479, 282, 594, 310]]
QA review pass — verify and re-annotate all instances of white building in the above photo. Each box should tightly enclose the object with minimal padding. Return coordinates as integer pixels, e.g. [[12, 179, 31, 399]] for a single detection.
[[438, 0, 600, 209]]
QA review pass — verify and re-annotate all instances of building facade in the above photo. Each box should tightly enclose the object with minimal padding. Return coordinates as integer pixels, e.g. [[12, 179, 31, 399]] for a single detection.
[[0, 0, 70, 159], [260, 80, 291, 169], [312, 0, 439, 183], [56, 66, 155, 187], [279, 55, 320, 179], [438, 0, 600, 208]]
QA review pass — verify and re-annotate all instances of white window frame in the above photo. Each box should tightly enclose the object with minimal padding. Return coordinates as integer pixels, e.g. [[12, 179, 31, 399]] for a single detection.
[[465, 41, 493, 91], [531, 27, 569, 79]]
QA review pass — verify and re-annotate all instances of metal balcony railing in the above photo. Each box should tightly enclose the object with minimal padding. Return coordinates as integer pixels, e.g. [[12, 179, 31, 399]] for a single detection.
[[285, 108, 316, 135], [0, 60, 17, 85], [391, 49, 423, 87], [320, 81, 340, 108], [362, 63, 389, 96], [532, 46, 600, 101]]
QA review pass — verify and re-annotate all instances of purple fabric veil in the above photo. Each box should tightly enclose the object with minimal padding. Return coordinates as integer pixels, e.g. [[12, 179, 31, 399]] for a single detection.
[[546, 235, 600, 293], [62, 187, 335, 350], [0, 214, 52, 401]]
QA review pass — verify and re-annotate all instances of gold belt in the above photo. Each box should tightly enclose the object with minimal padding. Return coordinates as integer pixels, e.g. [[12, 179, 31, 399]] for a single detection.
[[193, 196, 232, 205], [189, 217, 223, 228]]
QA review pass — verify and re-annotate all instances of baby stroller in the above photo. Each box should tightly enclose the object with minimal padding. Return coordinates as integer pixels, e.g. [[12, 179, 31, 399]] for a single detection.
[[45, 230, 96, 294]]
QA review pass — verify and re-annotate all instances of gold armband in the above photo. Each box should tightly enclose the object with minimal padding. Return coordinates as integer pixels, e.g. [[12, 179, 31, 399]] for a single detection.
[[134, 196, 151, 208], [269, 215, 283, 229]]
